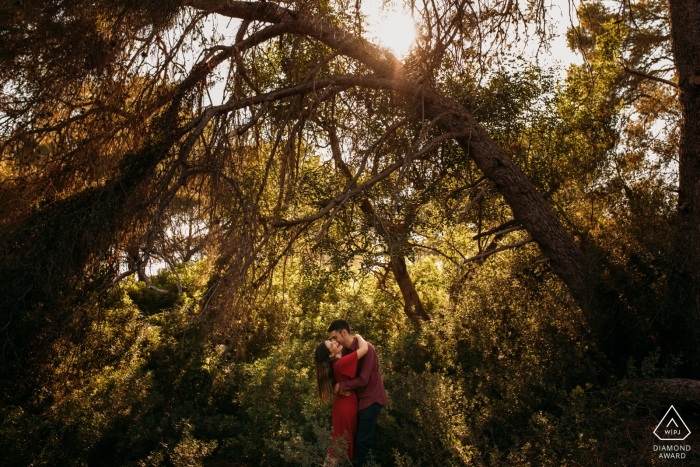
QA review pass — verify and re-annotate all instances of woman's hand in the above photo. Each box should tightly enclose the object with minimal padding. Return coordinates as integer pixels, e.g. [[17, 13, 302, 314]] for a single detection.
[[355, 334, 369, 359], [334, 383, 352, 397]]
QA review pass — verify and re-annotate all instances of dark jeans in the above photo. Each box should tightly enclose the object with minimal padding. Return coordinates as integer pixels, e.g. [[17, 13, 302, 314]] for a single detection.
[[355, 402, 382, 466]]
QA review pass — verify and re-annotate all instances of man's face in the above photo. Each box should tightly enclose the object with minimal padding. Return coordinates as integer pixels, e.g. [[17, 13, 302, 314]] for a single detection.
[[329, 329, 352, 349]]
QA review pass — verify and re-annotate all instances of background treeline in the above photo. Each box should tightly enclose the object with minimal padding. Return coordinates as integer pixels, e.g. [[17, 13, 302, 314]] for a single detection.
[[1, 0, 698, 465]]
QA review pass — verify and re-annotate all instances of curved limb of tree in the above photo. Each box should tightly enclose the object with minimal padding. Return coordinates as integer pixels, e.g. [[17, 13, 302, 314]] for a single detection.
[[183, 0, 592, 311]]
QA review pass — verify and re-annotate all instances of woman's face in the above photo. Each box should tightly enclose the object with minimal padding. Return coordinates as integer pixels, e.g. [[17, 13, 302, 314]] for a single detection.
[[325, 339, 343, 358]]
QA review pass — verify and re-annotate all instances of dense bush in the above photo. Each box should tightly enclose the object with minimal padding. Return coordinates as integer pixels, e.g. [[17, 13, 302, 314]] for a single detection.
[[2, 250, 692, 466]]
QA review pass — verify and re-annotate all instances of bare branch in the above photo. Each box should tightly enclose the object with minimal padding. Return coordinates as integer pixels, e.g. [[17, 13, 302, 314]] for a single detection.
[[235, 101, 270, 136], [138, 260, 169, 295], [272, 132, 463, 228], [409, 242, 461, 265], [210, 75, 412, 118], [314, 116, 415, 240], [621, 60, 678, 88], [461, 236, 534, 264], [472, 220, 521, 240], [456, 182, 494, 224], [183, 0, 404, 76]]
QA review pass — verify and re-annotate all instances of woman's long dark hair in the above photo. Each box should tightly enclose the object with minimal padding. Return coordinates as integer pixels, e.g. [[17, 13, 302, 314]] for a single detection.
[[315, 342, 334, 403]]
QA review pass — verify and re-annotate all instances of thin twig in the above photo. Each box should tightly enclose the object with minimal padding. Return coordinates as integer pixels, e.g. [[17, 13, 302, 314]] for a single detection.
[[408, 242, 461, 265], [456, 182, 494, 224], [461, 237, 534, 264], [472, 223, 522, 241], [621, 60, 677, 88], [273, 132, 462, 228]]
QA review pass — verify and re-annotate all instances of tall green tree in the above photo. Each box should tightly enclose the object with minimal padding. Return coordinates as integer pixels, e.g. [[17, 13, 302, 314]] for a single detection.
[[1, 0, 699, 388]]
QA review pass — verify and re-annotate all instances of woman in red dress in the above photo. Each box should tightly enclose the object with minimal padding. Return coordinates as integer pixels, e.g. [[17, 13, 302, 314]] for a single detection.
[[314, 334, 368, 465]]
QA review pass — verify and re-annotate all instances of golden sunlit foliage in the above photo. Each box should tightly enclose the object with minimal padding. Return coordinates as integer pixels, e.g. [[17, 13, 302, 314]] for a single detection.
[[1, 0, 698, 465]]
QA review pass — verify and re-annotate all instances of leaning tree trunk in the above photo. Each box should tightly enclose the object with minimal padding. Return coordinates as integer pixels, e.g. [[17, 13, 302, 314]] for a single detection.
[[668, 0, 700, 375], [185, 0, 594, 314], [420, 93, 592, 309]]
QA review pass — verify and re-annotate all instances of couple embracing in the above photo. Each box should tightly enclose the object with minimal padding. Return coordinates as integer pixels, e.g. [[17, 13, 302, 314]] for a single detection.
[[314, 319, 388, 466]]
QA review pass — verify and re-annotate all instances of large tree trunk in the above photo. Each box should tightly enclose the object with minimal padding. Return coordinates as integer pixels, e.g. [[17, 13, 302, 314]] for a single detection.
[[668, 0, 700, 374], [670, 0, 700, 236], [185, 0, 593, 311]]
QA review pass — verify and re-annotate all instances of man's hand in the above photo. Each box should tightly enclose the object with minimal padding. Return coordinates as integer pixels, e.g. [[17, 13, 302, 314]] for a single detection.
[[333, 383, 351, 396]]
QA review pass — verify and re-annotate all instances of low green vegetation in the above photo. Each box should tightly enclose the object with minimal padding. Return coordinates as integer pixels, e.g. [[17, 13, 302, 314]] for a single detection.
[[0, 249, 681, 466]]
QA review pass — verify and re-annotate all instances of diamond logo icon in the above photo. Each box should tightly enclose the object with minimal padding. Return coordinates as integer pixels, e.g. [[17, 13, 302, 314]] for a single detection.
[[654, 406, 691, 441]]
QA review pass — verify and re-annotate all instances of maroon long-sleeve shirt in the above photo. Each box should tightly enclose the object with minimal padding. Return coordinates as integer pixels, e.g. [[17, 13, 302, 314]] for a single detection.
[[339, 337, 388, 410]]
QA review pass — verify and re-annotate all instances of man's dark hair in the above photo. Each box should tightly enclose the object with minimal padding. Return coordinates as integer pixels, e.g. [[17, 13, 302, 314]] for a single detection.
[[327, 319, 351, 334]]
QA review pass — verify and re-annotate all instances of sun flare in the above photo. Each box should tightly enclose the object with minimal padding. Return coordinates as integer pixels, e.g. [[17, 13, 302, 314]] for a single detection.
[[365, 8, 416, 58]]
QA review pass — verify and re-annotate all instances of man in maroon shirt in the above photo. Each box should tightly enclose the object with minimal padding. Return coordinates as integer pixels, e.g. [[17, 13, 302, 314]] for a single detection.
[[328, 319, 387, 466]]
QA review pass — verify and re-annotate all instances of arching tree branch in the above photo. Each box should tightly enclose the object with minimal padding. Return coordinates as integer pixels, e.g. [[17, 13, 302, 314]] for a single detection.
[[184, 0, 593, 312]]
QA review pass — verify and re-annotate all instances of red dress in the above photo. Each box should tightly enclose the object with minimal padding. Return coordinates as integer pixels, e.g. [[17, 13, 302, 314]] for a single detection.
[[330, 351, 358, 459]]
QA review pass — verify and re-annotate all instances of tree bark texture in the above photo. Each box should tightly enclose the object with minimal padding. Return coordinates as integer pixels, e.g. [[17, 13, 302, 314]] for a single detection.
[[184, 0, 593, 311], [388, 255, 431, 326], [669, 0, 700, 234], [668, 0, 700, 372]]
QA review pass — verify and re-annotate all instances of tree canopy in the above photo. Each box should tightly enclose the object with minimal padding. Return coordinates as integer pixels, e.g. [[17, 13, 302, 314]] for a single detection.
[[1, 0, 699, 465]]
